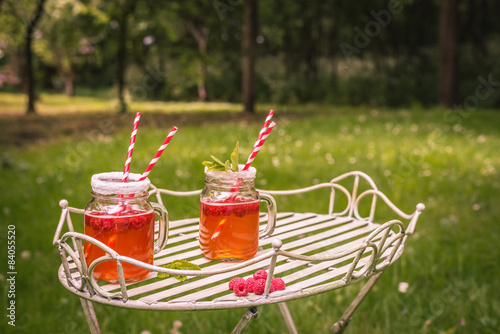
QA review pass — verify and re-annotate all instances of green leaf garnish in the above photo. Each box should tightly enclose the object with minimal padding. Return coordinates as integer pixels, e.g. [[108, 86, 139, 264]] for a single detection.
[[157, 260, 201, 281], [230, 141, 239, 172], [210, 155, 226, 166], [202, 160, 225, 172], [202, 141, 240, 172]]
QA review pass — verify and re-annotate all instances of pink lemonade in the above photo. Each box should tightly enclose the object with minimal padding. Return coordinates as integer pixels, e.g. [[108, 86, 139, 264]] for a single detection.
[[199, 198, 260, 261], [84, 208, 155, 282]]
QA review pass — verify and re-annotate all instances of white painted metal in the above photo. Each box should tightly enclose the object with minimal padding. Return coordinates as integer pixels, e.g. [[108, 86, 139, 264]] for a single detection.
[[53, 171, 424, 332]]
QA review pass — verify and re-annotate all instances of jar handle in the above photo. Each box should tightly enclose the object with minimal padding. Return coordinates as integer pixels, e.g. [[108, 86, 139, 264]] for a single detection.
[[259, 192, 277, 238], [151, 202, 169, 253]]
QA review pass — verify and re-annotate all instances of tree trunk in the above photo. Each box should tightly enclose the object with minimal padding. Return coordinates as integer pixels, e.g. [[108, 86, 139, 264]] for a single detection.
[[116, 0, 137, 113], [64, 71, 74, 97], [466, 0, 487, 61], [197, 62, 208, 102], [25, 0, 46, 115], [325, 2, 339, 89], [438, 0, 459, 107], [242, 0, 258, 114], [186, 21, 210, 102], [116, 13, 128, 113]]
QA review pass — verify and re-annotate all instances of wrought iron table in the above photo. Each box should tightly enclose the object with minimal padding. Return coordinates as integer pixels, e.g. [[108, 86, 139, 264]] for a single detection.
[[53, 171, 424, 333]]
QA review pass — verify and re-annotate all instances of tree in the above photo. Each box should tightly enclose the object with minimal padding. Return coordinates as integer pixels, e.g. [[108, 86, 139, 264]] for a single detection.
[[109, 0, 138, 113], [242, 0, 257, 113], [25, 0, 46, 114], [33, 1, 109, 97], [438, 0, 459, 107], [166, 0, 224, 102], [186, 20, 210, 101]]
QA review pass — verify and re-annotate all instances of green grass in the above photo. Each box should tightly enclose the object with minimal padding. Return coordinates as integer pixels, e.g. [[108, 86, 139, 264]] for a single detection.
[[0, 91, 244, 115], [1, 97, 500, 333]]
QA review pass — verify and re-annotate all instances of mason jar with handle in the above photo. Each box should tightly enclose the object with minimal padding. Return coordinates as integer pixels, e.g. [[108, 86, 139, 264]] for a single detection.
[[84, 172, 168, 282], [199, 165, 277, 262]]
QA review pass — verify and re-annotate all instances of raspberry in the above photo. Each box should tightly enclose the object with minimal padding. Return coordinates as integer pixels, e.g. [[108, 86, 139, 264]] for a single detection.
[[116, 216, 130, 231], [271, 277, 286, 291], [228, 277, 246, 291], [248, 202, 260, 214], [201, 201, 215, 216], [130, 216, 143, 229], [232, 201, 260, 217], [229, 275, 285, 296], [90, 217, 101, 230], [253, 278, 266, 295], [223, 205, 234, 216], [202, 202, 232, 217], [246, 277, 256, 293], [100, 218, 115, 232], [130, 212, 153, 230], [233, 203, 247, 217], [253, 270, 268, 281], [233, 281, 248, 296]]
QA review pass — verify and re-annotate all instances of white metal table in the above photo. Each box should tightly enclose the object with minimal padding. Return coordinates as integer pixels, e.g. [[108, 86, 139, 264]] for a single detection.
[[53, 171, 424, 333]]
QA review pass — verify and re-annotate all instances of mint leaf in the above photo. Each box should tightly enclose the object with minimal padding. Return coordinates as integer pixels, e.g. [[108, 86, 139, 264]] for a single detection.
[[158, 260, 201, 281], [230, 141, 239, 172], [210, 155, 226, 166], [224, 160, 231, 172], [202, 161, 215, 168], [202, 141, 240, 172], [202, 160, 225, 172]]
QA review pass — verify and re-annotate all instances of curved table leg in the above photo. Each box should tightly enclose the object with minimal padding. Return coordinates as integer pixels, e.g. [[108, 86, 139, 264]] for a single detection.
[[80, 298, 101, 334], [331, 272, 384, 334]]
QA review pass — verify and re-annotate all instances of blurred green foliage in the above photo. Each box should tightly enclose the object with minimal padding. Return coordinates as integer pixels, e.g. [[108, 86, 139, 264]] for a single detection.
[[1, 0, 500, 107]]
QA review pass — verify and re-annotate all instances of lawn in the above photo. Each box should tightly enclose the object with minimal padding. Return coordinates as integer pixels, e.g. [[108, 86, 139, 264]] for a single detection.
[[1, 94, 499, 333], [0, 91, 243, 116]]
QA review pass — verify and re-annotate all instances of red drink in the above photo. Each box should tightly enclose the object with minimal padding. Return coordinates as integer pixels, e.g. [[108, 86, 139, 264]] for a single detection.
[[84, 208, 155, 282], [199, 198, 260, 261]]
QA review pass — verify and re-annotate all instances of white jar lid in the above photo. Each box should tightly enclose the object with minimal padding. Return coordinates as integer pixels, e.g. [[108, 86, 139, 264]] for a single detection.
[[90, 172, 150, 195]]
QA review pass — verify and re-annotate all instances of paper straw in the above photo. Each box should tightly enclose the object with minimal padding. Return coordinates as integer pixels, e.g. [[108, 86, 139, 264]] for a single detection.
[[256, 109, 274, 142], [245, 109, 274, 162], [242, 110, 274, 171], [211, 218, 226, 241], [139, 126, 178, 181], [243, 121, 276, 171], [122, 112, 141, 183]]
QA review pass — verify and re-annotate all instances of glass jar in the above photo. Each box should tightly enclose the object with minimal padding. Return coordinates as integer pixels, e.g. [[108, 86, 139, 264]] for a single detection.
[[84, 172, 168, 282], [199, 166, 276, 262]]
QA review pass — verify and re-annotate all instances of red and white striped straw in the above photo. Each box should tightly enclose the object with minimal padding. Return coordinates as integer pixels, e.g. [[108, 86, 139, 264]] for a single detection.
[[243, 121, 276, 171], [241, 109, 274, 171], [122, 112, 141, 183], [139, 126, 178, 181], [256, 109, 274, 142]]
